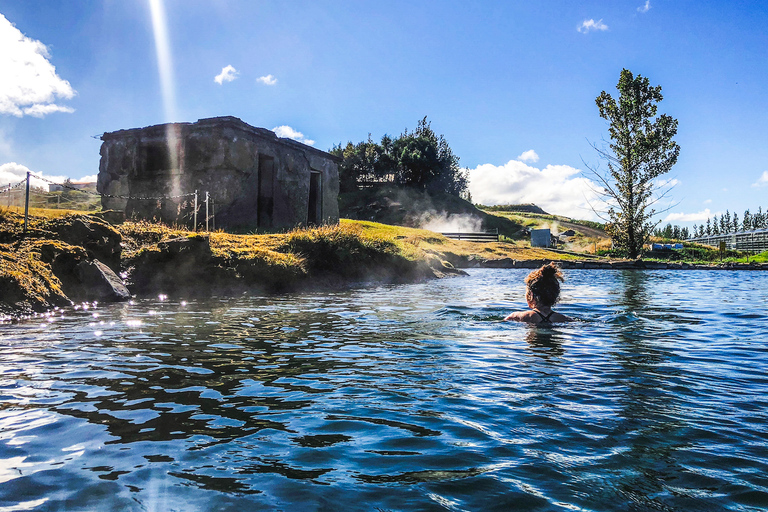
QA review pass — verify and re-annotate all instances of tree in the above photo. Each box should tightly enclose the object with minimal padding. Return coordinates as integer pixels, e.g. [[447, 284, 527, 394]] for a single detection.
[[333, 117, 467, 197], [712, 215, 720, 235], [706, 218, 712, 235], [732, 212, 739, 232], [681, 226, 689, 239], [591, 69, 680, 258], [756, 207, 765, 229], [743, 209, 752, 231], [692, 224, 699, 238]]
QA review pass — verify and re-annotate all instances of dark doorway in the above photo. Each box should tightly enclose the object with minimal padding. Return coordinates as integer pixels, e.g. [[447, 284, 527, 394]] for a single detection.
[[257, 156, 275, 229], [308, 171, 322, 225]]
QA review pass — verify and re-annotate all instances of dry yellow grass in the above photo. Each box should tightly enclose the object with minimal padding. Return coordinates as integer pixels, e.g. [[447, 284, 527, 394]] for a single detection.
[[2, 206, 88, 219], [2, 210, 591, 316], [344, 219, 581, 261], [117, 218, 582, 264]]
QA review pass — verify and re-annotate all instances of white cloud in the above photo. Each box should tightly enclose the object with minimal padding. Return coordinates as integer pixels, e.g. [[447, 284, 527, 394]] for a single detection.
[[516, 149, 539, 163], [0, 13, 76, 118], [704, 199, 712, 204], [637, 1, 651, 13], [0, 128, 12, 159], [21, 103, 75, 117], [468, 159, 602, 220], [257, 74, 277, 86], [272, 125, 315, 146], [578, 19, 609, 33], [0, 162, 94, 190], [751, 170, 768, 187], [664, 209, 713, 223], [214, 65, 238, 85]]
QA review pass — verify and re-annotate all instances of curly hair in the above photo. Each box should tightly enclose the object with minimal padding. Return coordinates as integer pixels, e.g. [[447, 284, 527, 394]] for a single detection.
[[524, 262, 564, 307]]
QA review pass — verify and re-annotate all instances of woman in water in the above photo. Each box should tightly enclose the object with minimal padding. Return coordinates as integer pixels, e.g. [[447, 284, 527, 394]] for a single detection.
[[505, 262, 572, 324]]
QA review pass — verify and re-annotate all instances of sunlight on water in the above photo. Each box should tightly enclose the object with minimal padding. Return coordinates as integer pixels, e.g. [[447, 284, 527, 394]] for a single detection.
[[1, 269, 767, 510]]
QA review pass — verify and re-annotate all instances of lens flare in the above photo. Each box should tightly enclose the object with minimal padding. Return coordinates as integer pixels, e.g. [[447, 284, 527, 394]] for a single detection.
[[148, 0, 183, 197]]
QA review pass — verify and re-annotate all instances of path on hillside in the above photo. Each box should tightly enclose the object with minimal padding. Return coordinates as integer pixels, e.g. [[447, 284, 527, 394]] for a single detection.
[[555, 220, 607, 239]]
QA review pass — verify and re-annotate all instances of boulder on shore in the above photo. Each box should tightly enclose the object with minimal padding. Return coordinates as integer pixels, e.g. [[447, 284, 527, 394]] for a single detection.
[[75, 260, 131, 302]]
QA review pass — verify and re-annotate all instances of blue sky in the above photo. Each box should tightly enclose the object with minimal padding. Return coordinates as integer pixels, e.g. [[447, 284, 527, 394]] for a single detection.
[[1, 0, 767, 226]]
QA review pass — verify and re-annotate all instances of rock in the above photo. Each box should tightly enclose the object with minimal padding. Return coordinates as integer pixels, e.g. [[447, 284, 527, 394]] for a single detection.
[[75, 259, 131, 302], [517, 259, 547, 269], [127, 235, 213, 294], [481, 258, 515, 268], [92, 210, 125, 225], [157, 235, 213, 263], [609, 261, 637, 269], [53, 216, 122, 272]]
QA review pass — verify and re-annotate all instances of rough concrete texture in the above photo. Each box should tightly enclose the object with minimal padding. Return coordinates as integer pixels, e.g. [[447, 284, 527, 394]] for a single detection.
[[97, 116, 340, 231]]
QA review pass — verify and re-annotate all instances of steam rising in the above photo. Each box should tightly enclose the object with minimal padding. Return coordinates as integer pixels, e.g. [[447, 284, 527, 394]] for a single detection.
[[419, 213, 483, 233]]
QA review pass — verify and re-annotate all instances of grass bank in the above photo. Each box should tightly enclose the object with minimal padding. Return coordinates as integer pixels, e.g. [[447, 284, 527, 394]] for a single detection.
[[2, 209, 482, 318]]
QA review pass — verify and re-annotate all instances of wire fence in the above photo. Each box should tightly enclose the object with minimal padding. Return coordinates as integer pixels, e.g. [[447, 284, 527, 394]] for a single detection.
[[2, 172, 216, 234]]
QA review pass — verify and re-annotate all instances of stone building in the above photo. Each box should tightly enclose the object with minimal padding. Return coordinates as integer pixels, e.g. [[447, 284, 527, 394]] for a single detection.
[[97, 116, 340, 230]]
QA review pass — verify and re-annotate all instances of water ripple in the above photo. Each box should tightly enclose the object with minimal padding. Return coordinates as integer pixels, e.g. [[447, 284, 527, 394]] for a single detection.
[[1, 270, 767, 510]]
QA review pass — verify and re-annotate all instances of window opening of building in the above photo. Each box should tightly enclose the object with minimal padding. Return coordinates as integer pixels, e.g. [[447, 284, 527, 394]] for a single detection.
[[142, 144, 172, 174]]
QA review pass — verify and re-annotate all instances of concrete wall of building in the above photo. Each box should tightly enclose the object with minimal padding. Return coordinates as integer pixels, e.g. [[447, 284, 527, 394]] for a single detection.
[[97, 117, 340, 230]]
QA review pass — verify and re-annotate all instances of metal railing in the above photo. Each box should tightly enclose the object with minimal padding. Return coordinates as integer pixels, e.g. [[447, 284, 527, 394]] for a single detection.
[[441, 229, 500, 242], [689, 229, 768, 253]]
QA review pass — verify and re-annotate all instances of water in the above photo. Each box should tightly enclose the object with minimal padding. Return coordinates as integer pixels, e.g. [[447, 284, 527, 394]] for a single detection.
[[1, 269, 768, 511]]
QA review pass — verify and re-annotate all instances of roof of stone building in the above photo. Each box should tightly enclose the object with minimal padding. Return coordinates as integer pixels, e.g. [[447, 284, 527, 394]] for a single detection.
[[101, 116, 341, 162]]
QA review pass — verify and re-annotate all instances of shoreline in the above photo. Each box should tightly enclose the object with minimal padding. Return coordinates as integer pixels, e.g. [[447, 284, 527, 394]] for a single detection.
[[474, 258, 768, 271], [3, 211, 767, 321]]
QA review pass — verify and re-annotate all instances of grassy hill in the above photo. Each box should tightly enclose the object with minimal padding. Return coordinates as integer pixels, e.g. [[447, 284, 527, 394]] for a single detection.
[[339, 186, 528, 239], [340, 188, 611, 255], [480, 208, 610, 254]]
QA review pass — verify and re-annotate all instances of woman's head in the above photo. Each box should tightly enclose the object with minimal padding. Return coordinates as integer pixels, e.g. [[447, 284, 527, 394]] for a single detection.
[[524, 262, 564, 308]]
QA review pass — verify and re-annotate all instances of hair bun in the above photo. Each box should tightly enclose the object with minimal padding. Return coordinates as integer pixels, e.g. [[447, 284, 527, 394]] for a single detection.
[[542, 264, 557, 276]]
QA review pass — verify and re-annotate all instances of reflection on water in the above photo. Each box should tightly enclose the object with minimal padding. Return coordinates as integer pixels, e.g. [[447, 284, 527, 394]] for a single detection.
[[1, 269, 768, 511]]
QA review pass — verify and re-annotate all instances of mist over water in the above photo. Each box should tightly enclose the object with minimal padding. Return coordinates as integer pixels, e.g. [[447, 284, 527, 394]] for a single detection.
[[1, 269, 768, 510]]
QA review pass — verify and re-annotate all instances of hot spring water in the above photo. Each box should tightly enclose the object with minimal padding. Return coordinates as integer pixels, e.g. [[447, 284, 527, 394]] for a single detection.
[[1, 269, 767, 510]]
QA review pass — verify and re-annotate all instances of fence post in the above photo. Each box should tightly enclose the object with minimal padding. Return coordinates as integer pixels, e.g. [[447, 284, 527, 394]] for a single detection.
[[205, 191, 209, 232], [23, 172, 30, 234], [193, 190, 198, 231]]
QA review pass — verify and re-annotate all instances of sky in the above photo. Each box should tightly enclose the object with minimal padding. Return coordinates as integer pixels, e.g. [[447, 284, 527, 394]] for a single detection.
[[1, 0, 767, 227]]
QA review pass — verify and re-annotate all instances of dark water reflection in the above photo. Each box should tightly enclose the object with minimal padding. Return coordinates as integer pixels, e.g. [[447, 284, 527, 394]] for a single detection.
[[1, 269, 768, 511]]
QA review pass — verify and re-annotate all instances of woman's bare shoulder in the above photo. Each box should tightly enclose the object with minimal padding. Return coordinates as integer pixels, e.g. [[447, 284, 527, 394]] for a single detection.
[[504, 311, 538, 322], [505, 310, 574, 323], [550, 312, 574, 323]]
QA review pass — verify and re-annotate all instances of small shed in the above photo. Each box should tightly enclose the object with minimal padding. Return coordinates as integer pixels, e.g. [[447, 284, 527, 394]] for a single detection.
[[97, 116, 340, 230], [531, 228, 551, 248]]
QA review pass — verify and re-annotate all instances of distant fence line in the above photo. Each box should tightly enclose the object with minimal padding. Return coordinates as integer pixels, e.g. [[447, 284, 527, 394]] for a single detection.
[[441, 229, 500, 243], [689, 229, 768, 253], [2, 172, 216, 233]]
